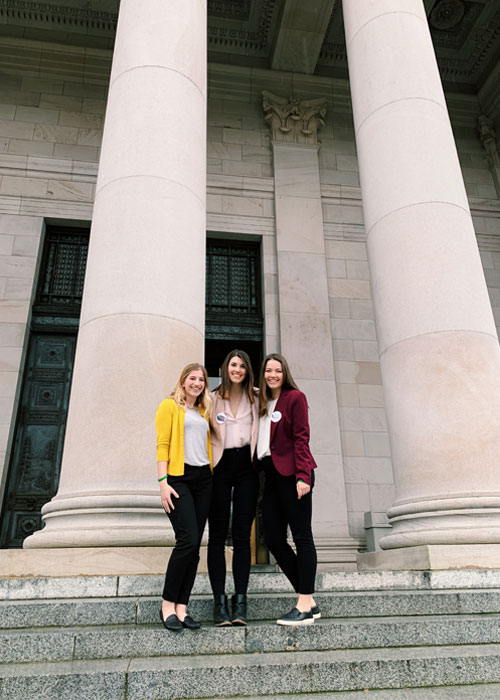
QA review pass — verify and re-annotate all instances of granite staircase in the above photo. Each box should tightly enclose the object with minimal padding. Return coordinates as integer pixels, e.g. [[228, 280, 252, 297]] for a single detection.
[[2, 569, 500, 698]]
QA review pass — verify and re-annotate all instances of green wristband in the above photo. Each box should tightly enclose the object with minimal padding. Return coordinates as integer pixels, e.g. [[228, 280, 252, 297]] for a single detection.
[[158, 475, 168, 482], [297, 479, 305, 483]]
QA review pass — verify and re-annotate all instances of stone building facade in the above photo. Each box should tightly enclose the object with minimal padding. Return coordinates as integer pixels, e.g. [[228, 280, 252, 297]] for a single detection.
[[1, 0, 500, 573]]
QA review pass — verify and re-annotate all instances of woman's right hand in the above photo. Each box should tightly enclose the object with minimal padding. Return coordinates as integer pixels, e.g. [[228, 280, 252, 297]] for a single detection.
[[160, 481, 179, 513]]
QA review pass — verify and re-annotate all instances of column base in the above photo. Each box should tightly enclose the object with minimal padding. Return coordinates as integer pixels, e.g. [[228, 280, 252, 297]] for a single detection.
[[0, 545, 233, 577], [22, 494, 174, 548], [358, 543, 500, 571], [315, 534, 361, 571], [0, 547, 176, 577]]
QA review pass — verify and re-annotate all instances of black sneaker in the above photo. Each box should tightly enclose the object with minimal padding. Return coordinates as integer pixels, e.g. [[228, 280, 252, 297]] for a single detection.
[[276, 607, 314, 626], [311, 605, 321, 619]]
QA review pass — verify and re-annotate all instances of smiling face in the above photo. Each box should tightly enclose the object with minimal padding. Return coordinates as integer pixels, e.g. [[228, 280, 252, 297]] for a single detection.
[[228, 356, 247, 385], [182, 369, 205, 403], [264, 358, 283, 397]]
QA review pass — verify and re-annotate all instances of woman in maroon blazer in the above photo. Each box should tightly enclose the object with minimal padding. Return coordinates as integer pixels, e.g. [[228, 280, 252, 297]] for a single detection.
[[256, 353, 319, 626]]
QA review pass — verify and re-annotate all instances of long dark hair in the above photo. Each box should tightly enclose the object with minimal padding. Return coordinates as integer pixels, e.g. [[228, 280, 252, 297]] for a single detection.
[[259, 353, 299, 415], [215, 349, 255, 404]]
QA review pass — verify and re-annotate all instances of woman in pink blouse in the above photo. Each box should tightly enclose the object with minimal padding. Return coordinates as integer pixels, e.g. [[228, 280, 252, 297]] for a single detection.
[[208, 349, 259, 626]]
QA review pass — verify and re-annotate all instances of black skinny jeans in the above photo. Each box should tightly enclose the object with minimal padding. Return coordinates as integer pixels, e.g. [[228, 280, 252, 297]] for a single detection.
[[207, 445, 258, 595], [162, 464, 212, 605], [261, 457, 317, 595]]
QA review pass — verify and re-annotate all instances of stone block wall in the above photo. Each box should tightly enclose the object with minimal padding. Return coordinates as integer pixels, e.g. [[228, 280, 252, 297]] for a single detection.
[[0, 36, 108, 502]]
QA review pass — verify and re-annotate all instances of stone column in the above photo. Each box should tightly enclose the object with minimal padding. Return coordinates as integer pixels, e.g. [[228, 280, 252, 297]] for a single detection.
[[263, 92, 359, 568], [24, 0, 207, 547], [343, 0, 500, 567]]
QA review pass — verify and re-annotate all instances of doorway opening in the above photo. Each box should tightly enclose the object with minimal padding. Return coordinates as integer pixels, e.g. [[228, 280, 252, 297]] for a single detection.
[[205, 236, 267, 564], [0, 225, 89, 548]]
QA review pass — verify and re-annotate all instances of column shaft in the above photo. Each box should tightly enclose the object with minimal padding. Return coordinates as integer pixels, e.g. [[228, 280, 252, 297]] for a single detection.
[[343, 0, 500, 550], [25, 0, 207, 547]]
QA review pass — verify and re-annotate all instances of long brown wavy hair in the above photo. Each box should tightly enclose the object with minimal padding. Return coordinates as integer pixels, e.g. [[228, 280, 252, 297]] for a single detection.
[[215, 349, 255, 404], [171, 363, 212, 416], [258, 353, 299, 416]]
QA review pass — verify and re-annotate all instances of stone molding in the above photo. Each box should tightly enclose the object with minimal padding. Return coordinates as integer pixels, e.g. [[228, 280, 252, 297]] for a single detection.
[[208, 0, 279, 56], [0, 0, 117, 32], [208, 0, 252, 21], [314, 534, 362, 570], [262, 91, 327, 145], [477, 114, 500, 198], [0, 35, 112, 80], [429, 0, 465, 31], [477, 114, 500, 168]]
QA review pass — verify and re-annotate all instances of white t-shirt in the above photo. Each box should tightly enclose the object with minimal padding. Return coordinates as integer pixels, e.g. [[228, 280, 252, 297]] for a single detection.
[[183, 407, 209, 466], [256, 398, 278, 460]]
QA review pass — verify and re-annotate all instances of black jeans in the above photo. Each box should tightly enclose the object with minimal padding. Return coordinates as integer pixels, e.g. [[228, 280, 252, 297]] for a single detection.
[[162, 464, 212, 605], [207, 446, 258, 595], [261, 457, 317, 595]]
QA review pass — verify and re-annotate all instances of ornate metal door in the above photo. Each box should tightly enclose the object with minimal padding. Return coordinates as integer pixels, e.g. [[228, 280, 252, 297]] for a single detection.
[[205, 238, 262, 344], [205, 238, 263, 378], [0, 333, 77, 547], [0, 226, 89, 548]]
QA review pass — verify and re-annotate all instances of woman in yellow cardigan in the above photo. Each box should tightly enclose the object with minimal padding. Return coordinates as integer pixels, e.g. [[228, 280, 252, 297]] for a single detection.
[[156, 363, 213, 631]]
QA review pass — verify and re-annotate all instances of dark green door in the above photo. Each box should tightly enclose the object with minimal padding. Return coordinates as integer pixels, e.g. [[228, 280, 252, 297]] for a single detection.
[[0, 333, 77, 547], [0, 226, 89, 548]]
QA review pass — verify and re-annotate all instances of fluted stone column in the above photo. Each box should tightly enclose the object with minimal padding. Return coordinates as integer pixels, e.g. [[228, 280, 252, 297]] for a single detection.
[[263, 92, 359, 568], [25, 0, 207, 547], [343, 0, 500, 565]]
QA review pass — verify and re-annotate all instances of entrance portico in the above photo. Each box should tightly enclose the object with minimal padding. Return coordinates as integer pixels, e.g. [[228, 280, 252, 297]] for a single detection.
[[0, 0, 499, 574]]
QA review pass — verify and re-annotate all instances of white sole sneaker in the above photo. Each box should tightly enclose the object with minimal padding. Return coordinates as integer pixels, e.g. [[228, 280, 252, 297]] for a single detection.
[[276, 617, 315, 626]]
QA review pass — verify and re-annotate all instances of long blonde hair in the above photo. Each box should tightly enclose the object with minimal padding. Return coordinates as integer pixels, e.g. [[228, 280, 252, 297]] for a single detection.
[[171, 363, 212, 417]]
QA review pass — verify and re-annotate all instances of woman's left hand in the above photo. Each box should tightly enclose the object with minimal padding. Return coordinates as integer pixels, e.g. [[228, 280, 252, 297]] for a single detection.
[[296, 480, 310, 499]]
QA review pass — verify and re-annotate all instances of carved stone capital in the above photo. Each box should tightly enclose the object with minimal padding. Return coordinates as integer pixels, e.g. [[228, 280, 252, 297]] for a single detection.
[[262, 90, 326, 145], [477, 113, 500, 168]]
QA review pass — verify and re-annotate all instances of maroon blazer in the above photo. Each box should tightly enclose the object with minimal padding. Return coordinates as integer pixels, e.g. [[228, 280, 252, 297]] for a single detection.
[[269, 388, 317, 485]]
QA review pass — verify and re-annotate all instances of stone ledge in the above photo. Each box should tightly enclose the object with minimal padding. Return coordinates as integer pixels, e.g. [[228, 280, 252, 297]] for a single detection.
[[358, 543, 500, 571]]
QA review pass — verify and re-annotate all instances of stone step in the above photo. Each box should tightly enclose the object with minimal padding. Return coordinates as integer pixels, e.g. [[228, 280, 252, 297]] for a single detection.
[[2, 644, 500, 699], [3, 614, 500, 665], [3, 588, 500, 629], [4, 568, 500, 600], [189, 687, 500, 700]]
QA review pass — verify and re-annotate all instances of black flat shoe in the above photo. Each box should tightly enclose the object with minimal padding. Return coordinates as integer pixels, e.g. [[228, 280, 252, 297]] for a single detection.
[[181, 614, 201, 629], [310, 604, 321, 620], [159, 609, 183, 631], [276, 607, 314, 626]]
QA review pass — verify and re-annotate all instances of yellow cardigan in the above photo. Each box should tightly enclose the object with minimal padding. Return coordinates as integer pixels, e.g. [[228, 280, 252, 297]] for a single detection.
[[155, 398, 213, 475]]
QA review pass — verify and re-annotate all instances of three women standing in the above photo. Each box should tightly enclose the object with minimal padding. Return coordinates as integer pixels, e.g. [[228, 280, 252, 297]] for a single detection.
[[155, 363, 213, 631], [156, 352, 319, 630], [208, 350, 259, 626]]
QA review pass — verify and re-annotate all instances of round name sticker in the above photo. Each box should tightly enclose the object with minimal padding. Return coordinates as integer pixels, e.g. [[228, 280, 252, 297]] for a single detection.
[[216, 412, 226, 424], [271, 410, 282, 423]]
